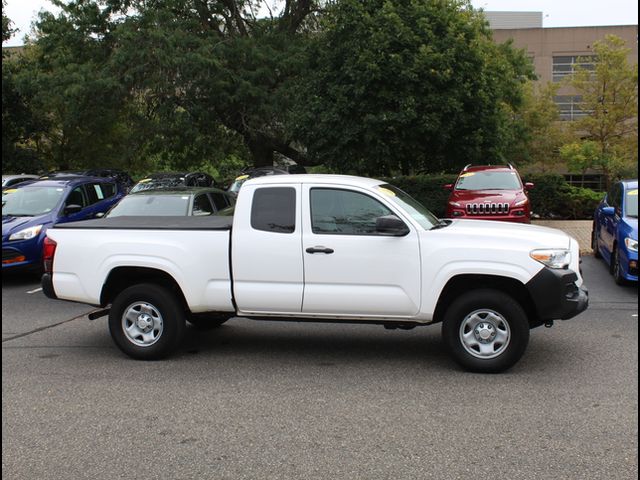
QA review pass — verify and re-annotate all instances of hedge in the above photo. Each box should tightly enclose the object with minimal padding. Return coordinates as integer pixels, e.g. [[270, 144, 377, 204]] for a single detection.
[[380, 173, 602, 220]]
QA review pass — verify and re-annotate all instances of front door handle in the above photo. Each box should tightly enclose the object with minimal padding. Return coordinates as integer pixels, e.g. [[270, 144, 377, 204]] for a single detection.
[[306, 246, 334, 254]]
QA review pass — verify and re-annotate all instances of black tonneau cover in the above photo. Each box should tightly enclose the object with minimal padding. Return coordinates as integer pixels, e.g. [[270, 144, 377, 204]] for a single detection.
[[53, 216, 233, 231]]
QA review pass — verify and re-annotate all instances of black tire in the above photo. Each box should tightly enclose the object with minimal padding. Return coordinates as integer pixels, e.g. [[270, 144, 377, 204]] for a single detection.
[[186, 313, 231, 330], [611, 248, 627, 285], [108, 283, 186, 360], [592, 225, 602, 258], [441, 289, 530, 373]]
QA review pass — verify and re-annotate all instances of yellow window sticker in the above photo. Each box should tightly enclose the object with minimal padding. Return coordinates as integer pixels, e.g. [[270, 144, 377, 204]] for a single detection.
[[460, 172, 475, 177], [628, 189, 638, 196], [235, 175, 249, 181], [377, 187, 396, 197]]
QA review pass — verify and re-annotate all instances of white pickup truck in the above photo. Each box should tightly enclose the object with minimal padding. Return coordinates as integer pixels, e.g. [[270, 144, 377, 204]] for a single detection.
[[42, 175, 588, 372]]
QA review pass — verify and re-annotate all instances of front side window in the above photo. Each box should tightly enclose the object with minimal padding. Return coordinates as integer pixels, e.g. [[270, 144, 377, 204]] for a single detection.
[[251, 187, 296, 233], [192, 194, 214, 216], [66, 186, 88, 208], [455, 171, 522, 191], [310, 188, 393, 235]]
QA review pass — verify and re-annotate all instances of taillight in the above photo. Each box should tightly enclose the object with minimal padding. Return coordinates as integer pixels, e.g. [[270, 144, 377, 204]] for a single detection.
[[43, 237, 57, 273]]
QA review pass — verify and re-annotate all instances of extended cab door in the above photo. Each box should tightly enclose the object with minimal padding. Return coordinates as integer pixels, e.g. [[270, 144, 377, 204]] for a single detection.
[[231, 184, 304, 313], [301, 185, 421, 318]]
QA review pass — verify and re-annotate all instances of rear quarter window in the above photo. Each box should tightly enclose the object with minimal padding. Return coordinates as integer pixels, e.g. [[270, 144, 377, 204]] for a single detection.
[[250, 187, 296, 234]]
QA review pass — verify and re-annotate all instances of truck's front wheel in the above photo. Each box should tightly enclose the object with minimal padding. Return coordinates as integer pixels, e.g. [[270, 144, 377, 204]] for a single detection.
[[109, 283, 185, 360], [442, 289, 529, 373]]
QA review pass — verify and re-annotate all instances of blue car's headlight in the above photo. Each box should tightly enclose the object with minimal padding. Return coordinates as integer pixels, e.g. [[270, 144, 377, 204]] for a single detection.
[[625, 237, 638, 253], [8, 225, 43, 241]]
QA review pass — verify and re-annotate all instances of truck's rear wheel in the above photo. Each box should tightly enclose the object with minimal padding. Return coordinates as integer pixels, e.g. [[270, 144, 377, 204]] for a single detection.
[[442, 289, 529, 373], [109, 283, 185, 360]]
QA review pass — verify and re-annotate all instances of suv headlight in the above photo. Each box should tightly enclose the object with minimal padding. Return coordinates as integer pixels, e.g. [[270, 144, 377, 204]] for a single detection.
[[625, 237, 638, 252], [530, 249, 571, 269], [9, 225, 43, 241], [514, 198, 528, 207]]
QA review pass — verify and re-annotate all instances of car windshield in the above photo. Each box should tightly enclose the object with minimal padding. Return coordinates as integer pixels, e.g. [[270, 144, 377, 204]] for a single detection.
[[2, 186, 66, 216], [376, 184, 439, 230], [626, 188, 638, 217], [228, 175, 249, 194], [455, 171, 522, 190], [107, 194, 191, 217]]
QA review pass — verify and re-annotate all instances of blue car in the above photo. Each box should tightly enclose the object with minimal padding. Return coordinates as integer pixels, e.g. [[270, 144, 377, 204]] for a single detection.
[[2, 176, 125, 272], [592, 179, 638, 284]]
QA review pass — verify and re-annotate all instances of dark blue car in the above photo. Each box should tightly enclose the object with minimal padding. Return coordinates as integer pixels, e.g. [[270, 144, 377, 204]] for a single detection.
[[592, 179, 638, 284], [2, 176, 125, 272]]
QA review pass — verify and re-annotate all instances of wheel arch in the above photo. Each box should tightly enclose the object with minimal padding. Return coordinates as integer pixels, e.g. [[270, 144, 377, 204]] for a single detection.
[[433, 274, 541, 328], [101, 266, 189, 312]]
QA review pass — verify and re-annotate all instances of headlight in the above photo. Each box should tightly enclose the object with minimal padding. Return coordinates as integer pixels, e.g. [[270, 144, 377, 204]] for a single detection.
[[514, 198, 528, 207], [625, 237, 638, 252], [530, 249, 571, 269], [9, 225, 43, 241]]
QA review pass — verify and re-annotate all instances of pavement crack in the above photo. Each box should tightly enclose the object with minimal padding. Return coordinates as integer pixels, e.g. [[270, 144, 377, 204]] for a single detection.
[[1, 309, 100, 343]]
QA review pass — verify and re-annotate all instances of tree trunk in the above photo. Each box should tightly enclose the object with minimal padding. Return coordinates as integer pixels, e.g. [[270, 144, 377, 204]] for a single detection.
[[245, 134, 274, 167]]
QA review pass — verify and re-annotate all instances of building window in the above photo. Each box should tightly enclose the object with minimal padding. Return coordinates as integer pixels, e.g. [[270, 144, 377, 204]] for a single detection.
[[552, 55, 595, 82], [554, 95, 591, 121]]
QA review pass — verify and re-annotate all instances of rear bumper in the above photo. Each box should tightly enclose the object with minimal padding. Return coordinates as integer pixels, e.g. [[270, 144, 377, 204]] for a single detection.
[[41, 273, 57, 299], [526, 267, 589, 321]]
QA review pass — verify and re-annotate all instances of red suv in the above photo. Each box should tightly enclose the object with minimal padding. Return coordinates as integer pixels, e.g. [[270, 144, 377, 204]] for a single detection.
[[444, 164, 534, 223]]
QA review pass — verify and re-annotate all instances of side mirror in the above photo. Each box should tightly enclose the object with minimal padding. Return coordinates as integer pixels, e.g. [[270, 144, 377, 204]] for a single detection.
[[443, 184, 453, 191], [601, 206, 615, 216], [376, 215, 410, 236], [524, 182, 535, 190], [95, 212, 105, 219], [63, 204, 82, 216]]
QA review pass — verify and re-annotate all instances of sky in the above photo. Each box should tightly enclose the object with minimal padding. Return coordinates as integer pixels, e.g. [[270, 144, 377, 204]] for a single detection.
[[3, 0, 639, 47]]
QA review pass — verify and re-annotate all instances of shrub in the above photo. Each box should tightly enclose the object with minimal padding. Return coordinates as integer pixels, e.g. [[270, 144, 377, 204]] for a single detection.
[[379, 174, 458, 217]]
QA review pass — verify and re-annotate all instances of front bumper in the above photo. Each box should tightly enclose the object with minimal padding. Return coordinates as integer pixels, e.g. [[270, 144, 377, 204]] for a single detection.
[[526, 267, 589, 322]]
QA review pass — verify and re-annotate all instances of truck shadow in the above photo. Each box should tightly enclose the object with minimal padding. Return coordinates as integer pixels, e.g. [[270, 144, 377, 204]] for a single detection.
[[180, 319, 450, 368]]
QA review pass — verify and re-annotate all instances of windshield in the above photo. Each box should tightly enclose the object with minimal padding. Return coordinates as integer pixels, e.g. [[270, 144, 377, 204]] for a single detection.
[[376, 184, 439, 230], [455, 171, 522, 191], [228, 175, 249, 194], [626, 188, 638, 217], [2, 186, 66, 216], [130, 178, 186, 193], [108, 194, 191, 217]]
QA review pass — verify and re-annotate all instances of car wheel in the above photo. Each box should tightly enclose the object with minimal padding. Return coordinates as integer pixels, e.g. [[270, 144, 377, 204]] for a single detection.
[[591, 225, 602, 258], [611, 248, 626, 285], [442, 289, 530, 373], [187, 313, 231, 330], [109, 283, 185, 360]]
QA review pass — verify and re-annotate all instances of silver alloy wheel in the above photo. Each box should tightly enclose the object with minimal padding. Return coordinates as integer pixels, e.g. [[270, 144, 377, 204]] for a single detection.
[[459, 308, 511, 359], [121, 301, 164, 347]]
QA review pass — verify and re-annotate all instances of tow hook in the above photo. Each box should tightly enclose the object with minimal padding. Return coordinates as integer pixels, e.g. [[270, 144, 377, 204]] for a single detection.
[[544, 320, 554, 328]]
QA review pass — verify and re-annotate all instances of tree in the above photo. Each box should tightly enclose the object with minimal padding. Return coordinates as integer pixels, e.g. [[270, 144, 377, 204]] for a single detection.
[[568, 35, 638, 185], [293, 0, 535, 175], [509, 81, 570, 171]]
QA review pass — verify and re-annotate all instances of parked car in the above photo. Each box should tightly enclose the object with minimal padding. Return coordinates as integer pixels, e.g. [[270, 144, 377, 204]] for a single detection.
[[2, 176, 125, 272], [444, 164, 534, 223], [41, 169, 135, 192], [130, 172, 216, 193], [227, 165, 307, 196], [591, 179, 638, 284], [105, 187, 234, 218], [2, 174, 40, 189]]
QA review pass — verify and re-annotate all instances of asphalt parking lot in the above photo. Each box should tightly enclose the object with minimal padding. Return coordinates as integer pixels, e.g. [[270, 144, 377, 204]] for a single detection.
[[2, 256, 637, 480]]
